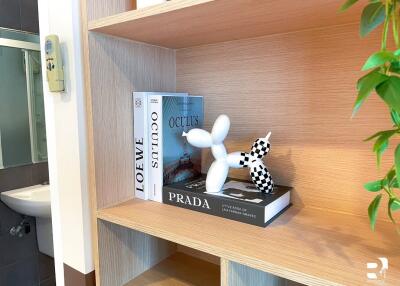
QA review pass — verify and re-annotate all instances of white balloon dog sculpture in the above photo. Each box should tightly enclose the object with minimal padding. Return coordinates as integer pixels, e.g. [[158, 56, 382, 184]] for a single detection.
[[182, 114, 274, 193]]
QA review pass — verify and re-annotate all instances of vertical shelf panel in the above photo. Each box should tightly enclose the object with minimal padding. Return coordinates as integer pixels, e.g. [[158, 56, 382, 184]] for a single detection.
[[88, 33, 175, 209], [98, 219, 176, 286], [82, 0, 177, 285], [221, 258, 228, 286]]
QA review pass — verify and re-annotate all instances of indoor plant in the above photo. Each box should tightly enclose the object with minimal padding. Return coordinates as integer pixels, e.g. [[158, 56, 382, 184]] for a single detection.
[[340, 0, 400, 230]]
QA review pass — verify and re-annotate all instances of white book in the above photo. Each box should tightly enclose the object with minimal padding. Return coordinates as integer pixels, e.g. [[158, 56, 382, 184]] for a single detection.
[[148, 94, 203, 203], [134, 92, 188, 201], [148, 94, 165, 202], [133, 92, 149, 200]]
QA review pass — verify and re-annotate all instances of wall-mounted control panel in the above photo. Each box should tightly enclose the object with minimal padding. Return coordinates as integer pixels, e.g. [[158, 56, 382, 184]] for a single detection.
[[45, 35, 64, 92]]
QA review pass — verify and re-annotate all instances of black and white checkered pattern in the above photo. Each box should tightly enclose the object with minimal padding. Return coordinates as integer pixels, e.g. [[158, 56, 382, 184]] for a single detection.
[[250, 164, 274, 193], [238, 152, 250, 167], [250, 139, 270, 159], [234, 137, 274, 193]]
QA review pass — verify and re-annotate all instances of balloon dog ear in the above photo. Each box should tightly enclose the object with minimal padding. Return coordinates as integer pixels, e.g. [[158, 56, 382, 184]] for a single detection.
[[211, 114, 230, 144], [265, 131, 272, 142]]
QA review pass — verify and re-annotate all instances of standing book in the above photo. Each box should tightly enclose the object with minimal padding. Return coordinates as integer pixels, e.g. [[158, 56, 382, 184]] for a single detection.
[[163, 176, 292, 227], [148, 95, 203, 202], [133, 92, 187, 200], [133, 92, 149, 200]]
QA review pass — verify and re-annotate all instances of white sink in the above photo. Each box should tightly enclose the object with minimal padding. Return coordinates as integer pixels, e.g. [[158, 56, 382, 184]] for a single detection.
[[0, 184, 53, 257], [1, 184, 51, 218]]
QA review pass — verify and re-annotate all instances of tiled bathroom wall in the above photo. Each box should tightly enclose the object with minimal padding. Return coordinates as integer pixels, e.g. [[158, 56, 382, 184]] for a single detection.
[[0, 1, 55, 285], [0, 0, 39, 33], [0, 163, 55, 286]]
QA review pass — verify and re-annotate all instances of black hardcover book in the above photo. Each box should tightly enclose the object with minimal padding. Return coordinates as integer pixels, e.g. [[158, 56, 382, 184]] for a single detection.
[[163, 175, 292, 227]]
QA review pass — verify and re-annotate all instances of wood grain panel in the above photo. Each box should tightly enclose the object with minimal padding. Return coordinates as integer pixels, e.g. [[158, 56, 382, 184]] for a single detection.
[[88, 0, 362, 49], [98, 199, 400, 286], [88, 33, 175, 209], [176, 23, 395, 219], [83, 0, 176, 282], [87, 0, 132, 21], [177, 245, 220, 265], [97, 219, 176, 286], [125, 252, 220, 286], [221, 258, 228, 286], [228, 261, 303, 286], [81, 0, 101, 284]]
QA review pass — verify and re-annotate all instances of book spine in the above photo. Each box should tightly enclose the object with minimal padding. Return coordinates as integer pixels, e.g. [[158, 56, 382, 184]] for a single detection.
[[162, 187, 266, 226], [133, 92, 148, 200], [148, 95, 163, 202]]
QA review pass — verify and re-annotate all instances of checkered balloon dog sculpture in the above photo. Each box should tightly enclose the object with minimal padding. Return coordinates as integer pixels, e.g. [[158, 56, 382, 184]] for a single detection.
[[182, 114, 274, 193]]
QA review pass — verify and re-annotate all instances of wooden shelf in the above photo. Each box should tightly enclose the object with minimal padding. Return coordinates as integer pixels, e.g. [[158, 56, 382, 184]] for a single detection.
[[88, 0, 362, 49], [98, 199, 400, 286], [124, 252, 219, 286], [83, 1, 400, 285]]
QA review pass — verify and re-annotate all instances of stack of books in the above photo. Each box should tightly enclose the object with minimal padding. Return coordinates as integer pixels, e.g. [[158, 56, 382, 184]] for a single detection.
[[133, 92, 203, 202], [133, 92, 291, 227]]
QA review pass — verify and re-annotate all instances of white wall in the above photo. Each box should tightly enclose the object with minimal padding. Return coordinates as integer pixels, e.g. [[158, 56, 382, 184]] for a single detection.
[[37, 0, 93, 284]]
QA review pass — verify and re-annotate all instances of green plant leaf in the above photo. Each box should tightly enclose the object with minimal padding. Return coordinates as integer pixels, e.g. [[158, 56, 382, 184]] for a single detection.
[[362, 51, 397, 70], [389, 61, 400, 73], [386, 169, 396, 183], [339, 0, 359, 12], [353, 70, 389, 116], [376, 76, 400, 113], [391, 198, 400, 211], [396, 145, 400, 188], [391, 110, 400, 127], [374, 140, 388, 166], [365, 129, 397, 141], [388, 198, 396, 224], [394, 49, 400, 57], [373, 135, 389, 166], [356, 68, 380, 90], [360, 2, 386, 37], [368, 194, 382, 230], [373, 130, 397, 166], [364, 180, 383, 192], [340, 0, 359, 11]]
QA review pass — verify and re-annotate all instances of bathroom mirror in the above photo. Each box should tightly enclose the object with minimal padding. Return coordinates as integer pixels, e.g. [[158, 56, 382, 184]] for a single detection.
[[0, 28, 47, 169]]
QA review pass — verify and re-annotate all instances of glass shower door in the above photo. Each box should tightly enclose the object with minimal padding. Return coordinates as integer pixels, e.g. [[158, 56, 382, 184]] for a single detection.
[[25, 50, 47, 163], [0, 29, 47, 168], [0, 45, 32, 167]]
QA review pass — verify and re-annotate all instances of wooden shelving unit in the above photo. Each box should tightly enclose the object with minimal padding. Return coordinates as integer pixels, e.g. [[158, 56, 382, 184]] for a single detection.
[[81, 0, 400, 285], [98, 199, 400, 286]]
